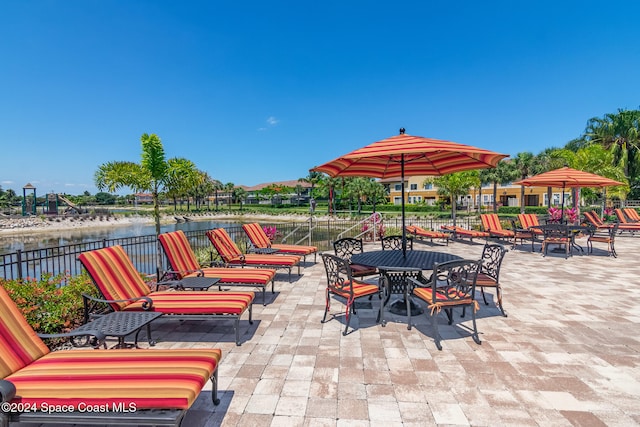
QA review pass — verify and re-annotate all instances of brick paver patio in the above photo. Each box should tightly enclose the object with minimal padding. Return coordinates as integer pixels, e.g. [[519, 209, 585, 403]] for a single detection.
[[39, 233, 640, 426]]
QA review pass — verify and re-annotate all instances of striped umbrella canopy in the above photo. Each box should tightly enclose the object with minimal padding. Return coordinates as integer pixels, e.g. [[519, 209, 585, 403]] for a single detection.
[[311, 129, 509, 255], [312, 130, 508, 179], [513, 166, 624, 221]]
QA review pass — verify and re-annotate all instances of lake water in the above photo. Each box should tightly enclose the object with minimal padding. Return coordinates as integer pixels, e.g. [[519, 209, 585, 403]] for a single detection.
[[0, 219, 242, 255]]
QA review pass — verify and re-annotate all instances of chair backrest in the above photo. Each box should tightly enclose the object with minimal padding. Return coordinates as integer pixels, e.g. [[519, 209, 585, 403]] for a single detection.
[[321, 253, 355, 296], [541, 223, 570, 239], [517, 213, 540, 229], [158, 230, 201, 277], [480, 214, 503, 232], [428, 259, 481, 305], [78, 245, 151, 311], [381, 235, 413, 251], [0, 285, 51, 378], [333, 237, 365, 262], [614, 209, 630, 224], [206, 228, 243, 262], [242, 223, 272, 249], [480, 243, 508, 282], [624, 208, 640, 221], [583, 211, 604, 227]]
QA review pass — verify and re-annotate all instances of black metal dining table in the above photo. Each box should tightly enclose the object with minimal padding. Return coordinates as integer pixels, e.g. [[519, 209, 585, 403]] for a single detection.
[[351, 250, 462, 316], [531, 223, 591, 254]]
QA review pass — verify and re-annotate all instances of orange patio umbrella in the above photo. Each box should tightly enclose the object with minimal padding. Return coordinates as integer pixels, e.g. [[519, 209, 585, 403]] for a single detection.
[[513, 166, 624, 220], [311, 128, 509, 255]]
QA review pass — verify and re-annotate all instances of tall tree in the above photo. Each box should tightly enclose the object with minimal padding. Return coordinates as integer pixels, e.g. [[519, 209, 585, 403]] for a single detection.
[[299, 171, 323, 205], [512, 152, 539, 213], [428, 171, 479, 226], [95, 133, 174, 276], [584, 109, 640, 198]]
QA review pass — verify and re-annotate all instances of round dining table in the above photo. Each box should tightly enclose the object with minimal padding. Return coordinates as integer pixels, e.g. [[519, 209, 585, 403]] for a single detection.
[[351, 250, 462, 316]]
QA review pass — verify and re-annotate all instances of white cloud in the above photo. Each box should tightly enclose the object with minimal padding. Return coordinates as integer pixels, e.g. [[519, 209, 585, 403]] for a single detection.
[[266, 116, 279, 126]]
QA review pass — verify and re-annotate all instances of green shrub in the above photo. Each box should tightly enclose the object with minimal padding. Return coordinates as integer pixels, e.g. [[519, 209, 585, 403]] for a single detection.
[[0, 272, 99, 336]]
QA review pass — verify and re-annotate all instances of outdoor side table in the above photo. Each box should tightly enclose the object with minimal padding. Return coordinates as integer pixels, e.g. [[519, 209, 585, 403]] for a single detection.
[[159, 276, 221, 291], [74, 311, 163, 349]]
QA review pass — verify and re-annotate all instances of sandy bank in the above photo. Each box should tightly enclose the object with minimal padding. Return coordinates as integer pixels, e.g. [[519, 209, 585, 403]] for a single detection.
[[0, 212, 326, 236]]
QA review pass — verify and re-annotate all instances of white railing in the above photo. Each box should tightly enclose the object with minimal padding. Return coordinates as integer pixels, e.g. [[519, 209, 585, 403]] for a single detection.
[[336, 212, 383, 242]]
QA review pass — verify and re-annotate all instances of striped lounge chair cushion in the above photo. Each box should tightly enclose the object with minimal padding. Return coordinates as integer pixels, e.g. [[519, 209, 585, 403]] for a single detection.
[[242, 223, 318, 256], [78, 245, 254, 313], [159, 230, 276, 285], [4, 349, 221, 409], [330, 281, 379, 299], [207, 229, 301, 267], [480, 214, 514, 237], [121, 291, 254, 315]]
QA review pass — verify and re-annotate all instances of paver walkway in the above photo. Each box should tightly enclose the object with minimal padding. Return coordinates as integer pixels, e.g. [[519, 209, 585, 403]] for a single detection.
[[35, 233, 640, 426]]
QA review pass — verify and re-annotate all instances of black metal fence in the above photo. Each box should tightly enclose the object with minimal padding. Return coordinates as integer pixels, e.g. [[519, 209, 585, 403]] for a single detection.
[[0, 217, 480, 282]]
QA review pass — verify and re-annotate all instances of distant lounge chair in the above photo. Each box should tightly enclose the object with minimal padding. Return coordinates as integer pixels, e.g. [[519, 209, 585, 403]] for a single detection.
[[158, 230, 277, 305], [78, 245, 254, 346], [516, 213, 545, 238], [405, 225, 449, 245], [207, 228, 302, 281], [480, 214, 515, 240], [623, 207, 640, 222], [584, 210, 639, 234], [441, 225, 490, 242], [242, 222, 318, 262], [615, 208, 640, 226]]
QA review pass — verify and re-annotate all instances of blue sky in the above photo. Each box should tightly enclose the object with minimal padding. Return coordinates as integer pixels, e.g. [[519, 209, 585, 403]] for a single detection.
[[2, 1, 639, 195]]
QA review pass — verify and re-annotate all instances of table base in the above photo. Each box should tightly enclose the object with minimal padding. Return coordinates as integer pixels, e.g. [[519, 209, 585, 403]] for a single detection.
[[388, 298, 424, 316]]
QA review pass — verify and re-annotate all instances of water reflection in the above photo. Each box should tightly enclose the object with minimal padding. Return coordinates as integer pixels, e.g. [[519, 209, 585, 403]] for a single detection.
[[0, 220, 240, 255]]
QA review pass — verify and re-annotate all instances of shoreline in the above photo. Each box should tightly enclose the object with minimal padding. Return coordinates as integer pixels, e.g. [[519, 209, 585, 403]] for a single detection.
[[0, 212, 326, 237]]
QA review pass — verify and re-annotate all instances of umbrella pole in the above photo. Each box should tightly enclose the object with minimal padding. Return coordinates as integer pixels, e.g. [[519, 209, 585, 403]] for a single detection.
[[401, 154, 407, 257], [561, 183, 565, 223]]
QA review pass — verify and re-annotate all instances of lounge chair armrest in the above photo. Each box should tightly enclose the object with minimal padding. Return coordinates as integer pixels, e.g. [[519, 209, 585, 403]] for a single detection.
[[0, 379, 16, 403], [38, 329, 107, 342], [82, 293, 153, 310]]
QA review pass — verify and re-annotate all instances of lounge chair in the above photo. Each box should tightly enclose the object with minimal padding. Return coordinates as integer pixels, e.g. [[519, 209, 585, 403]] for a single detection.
[[242, 222, 318, 262], [516, 213, 545, 238], [78, 245, 254, 346], [0, 285, 222, 427], [158, 230, 276, 305], [584, 210, 639, 234], [615, 208, 640, 227], [480, 213, 515, 240], [440, 225, 490, 242], [405, 225, 449, 245], [206, 228, 302, 281], [623, 207, 640, 222]]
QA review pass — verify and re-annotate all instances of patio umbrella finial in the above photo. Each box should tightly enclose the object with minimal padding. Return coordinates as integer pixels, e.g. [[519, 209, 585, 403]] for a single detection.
[[399, 128, 405, 134]]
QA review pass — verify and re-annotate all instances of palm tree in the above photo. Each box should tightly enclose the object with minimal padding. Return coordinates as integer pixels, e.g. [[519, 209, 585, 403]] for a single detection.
[[224, 182, 234, 211], [366, 179, 387, 213], [299, 172, 323, 209], [95, 133, 180, 276], [344, 177, 370, 214], [95, 133, 168, 236], [584, 109, 640, 198], [233, 187, 247, 210], [212, 179, 223, 211], [430, 171, 479, 226], [165, 158, 199, 211], [512, 152, 538, 213]]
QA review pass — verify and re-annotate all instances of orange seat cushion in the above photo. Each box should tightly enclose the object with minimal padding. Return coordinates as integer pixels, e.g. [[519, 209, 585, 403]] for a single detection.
[[121, 291, 254, 315], [5, 348, 221, 410]]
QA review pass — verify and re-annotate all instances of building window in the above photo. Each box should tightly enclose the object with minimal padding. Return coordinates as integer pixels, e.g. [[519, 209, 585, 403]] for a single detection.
[[423, 182, 433, 189], [394, 184, 402, 191], [410, 184, 417, 190], [393, 196, 402, 205]]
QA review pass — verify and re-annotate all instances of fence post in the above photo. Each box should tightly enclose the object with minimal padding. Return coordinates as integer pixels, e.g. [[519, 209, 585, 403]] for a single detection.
[[16, 250, 23, 280]]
